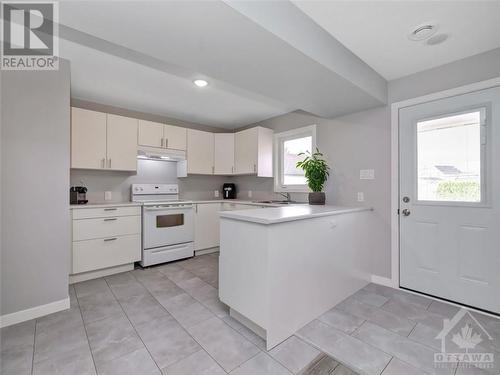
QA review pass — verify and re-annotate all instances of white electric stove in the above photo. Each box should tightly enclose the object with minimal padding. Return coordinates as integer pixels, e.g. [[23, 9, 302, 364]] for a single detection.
[[132, 184, 194, 267]]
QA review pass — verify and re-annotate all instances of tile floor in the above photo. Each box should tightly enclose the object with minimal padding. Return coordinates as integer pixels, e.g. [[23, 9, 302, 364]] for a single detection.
[[1, 253, 499, 375]]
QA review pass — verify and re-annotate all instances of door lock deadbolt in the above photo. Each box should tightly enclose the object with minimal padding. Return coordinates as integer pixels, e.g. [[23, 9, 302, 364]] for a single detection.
[[402, 196, 410, 203]]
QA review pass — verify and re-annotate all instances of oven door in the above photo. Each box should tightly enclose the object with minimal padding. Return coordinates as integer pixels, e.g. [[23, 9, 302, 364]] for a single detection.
[[143, 204, 194, 249]]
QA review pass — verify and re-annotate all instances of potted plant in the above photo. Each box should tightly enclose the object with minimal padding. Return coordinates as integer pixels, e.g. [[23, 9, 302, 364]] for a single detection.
[[296, 148, 330, 205]]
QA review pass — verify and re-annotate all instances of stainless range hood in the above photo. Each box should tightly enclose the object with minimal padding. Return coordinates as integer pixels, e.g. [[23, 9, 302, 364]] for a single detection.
[[137, 146, 186, 162]]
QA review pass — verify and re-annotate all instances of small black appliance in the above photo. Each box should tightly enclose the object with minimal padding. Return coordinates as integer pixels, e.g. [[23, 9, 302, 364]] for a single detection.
[[222, 183, 236, 199], [70, 186, 88, 205]]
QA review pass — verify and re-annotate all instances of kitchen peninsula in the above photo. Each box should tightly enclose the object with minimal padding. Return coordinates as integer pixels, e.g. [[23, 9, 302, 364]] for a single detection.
[[218, 205, 375, 349]]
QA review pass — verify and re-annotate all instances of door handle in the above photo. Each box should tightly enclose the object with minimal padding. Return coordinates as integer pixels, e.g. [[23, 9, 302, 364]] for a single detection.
[[401, 209, 411, 217], [107, 158, 111, 168], [165, 138, 168, 148], [161, 138, 164, 148], [103, 237, 117, 242], [103, 218, 117, 221], [101, 158, 106, 168]]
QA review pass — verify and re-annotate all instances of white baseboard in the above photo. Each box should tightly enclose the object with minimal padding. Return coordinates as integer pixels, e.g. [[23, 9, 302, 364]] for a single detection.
[[0, 297, 70, 328], [195, 247, 219, 256], [370, 275, 397, 288], [69, 263, 134, 284]]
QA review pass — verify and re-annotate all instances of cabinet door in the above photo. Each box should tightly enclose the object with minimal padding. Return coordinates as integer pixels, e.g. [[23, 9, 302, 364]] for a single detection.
[[164, 124, 187, 151], [106, 114, 138, 171], [194, 203, 221, 250], [138, 120, 163, 148], [187, 129, 214, 174], [234, 127, 258, 174], [71, 108, 107, 169], [214, 133, 234, 175]]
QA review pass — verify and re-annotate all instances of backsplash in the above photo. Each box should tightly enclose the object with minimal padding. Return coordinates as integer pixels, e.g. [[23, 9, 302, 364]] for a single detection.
[[70, 159, 230, 203], [70, 159, 305, 203]]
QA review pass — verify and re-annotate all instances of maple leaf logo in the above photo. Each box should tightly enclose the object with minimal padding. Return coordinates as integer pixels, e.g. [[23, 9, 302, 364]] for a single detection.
[[451, 324, 483, 352]]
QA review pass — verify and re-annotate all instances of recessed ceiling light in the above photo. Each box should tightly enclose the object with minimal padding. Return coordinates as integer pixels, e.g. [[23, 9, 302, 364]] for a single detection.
[[408, 23, 438, 41], [193, 79, 208, 88]]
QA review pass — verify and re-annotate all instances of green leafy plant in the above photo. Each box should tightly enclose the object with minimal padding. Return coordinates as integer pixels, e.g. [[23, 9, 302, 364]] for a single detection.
[[296, 148, 330, 192], [436, 181, 480, 202]]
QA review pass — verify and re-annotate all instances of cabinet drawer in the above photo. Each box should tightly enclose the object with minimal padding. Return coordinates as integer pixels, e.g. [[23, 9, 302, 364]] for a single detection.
[[72, 206, 141, 219], [72, 234, 141, 274], [73, 215, 141, 241]]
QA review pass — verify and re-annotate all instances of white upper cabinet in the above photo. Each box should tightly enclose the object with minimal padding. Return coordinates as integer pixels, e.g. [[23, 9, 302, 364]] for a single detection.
[[106, 114, 138, 171], [71, 108, 107, 169], [234, 126, 273, 177], [71, 108, 137, 171], [138, 120, 187, 151], [138, 120, 163, 148], [187, 129, 214, 174], [164, 124, 187, 151], [214, 133, 235, 175]]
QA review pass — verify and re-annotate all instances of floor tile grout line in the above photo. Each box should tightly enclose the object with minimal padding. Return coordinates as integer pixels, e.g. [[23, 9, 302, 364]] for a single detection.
[[30, 317, 37, 375], [74, 285, 100, 375], [103, 276, 163, 374], [130, 266, 237, 373], [377, 356, 394, 375], [139, 256, 262, 373]]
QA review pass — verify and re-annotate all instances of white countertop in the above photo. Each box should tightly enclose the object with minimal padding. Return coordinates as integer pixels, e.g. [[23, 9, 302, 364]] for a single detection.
[[219, 205, 373, 224], [69, 202, 142, 209], [69, 199, 288, 209]]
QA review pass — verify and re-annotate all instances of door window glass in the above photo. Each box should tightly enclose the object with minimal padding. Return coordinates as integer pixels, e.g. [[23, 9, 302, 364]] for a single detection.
[[417, 110, 484, 202]]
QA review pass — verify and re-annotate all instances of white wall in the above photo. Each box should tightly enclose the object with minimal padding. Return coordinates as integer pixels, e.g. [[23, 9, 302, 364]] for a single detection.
[[245, 48, 500, 280], [1, 61, 71, 316]]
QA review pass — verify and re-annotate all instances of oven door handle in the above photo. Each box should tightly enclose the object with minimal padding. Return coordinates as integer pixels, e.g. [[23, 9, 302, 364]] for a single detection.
[[144, 205, 192, 211]]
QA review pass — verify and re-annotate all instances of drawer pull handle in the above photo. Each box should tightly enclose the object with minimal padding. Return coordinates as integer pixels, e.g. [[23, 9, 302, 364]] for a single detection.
[[103, 208, 117, 211], [103, 218, 117, 221], [103, 237, 117, 242]]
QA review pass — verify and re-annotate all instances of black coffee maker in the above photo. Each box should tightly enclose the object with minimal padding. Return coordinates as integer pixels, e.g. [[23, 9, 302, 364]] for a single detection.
[[222, 183, 236, 199], [70, 186, 88, 205]]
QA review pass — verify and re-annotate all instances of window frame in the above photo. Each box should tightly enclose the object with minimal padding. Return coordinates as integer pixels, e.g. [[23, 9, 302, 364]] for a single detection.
[[273, 124, 317, 193], [413, 106, 490, 207]]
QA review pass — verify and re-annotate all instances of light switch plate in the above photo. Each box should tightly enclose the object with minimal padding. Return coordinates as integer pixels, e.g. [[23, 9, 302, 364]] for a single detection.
[[248, 190, 253, 198], [360, 169, 375, 180], [357, 192, 364, 202], [214, 190, 219, 198], [104, 191, 112, 201]]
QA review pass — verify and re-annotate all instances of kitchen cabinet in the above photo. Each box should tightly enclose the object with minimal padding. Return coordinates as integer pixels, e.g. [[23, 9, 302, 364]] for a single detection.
[[71, 108, 107, 169], [138, 120, 187, 151], [106, 114, 138, 171], [71, 205, 141, 279], [234, 126, 273, 177], [194, 203, 221, 251], [214, 133, 235, 175], [187, 129, 214, 174], [138, 120, 163, 148], [71, 108, 138, 171]]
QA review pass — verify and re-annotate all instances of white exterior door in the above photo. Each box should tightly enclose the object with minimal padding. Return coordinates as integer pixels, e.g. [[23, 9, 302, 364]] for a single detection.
[[399, 86, 500, 313]]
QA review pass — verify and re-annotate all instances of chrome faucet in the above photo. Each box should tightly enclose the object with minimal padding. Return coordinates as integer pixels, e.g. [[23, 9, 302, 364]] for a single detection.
[[277, 192, 291, 202]]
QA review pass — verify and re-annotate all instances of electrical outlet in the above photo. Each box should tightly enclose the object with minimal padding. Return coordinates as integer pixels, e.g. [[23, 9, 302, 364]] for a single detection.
[[104, 191, 112, 201], [214, 190, 219, 198], [248, 190, 253, 198], [360, 169, 375, 180], [357, 192, 364, 202]]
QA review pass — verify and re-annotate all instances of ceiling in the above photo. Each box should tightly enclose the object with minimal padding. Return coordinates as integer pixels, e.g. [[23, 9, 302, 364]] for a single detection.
[[57, 0, 386, 128], [55, 1, 500, 128], [293, 0, 500, 80]]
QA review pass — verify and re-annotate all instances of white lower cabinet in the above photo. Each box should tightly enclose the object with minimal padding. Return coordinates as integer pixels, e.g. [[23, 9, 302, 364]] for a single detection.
[[194, 203, 221, 251], [194, 202, 268, 251], [71, 205, 141, 277]]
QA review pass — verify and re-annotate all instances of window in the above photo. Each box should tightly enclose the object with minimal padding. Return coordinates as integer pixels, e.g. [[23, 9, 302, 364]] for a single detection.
[[416, 109, 486, 203], [274, 125, 316, 192]]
